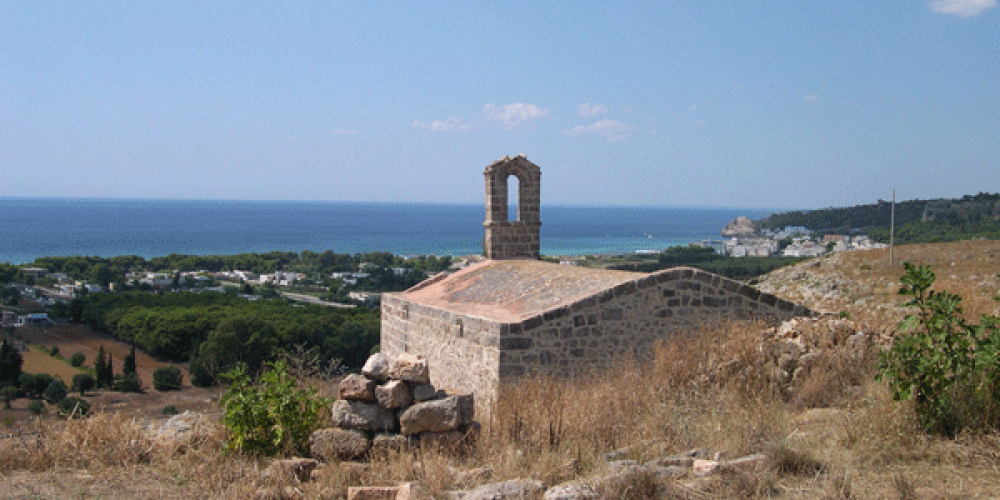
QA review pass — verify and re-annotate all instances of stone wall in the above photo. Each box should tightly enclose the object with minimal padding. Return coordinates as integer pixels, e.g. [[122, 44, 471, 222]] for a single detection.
[[381, 294, 500, 401], [381, 266, 812, 404], [483, 155, 541, 260], [494, 267, 812, 382]]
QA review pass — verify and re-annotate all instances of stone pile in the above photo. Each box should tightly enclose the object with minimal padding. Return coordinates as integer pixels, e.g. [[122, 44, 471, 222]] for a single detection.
[[310, 352, 477, 461]]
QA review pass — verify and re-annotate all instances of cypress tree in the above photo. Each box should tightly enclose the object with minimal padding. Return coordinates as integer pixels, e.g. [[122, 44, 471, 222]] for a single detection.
[[122, 345, 137, 375], [94, 346, 112, 389], [0, 338, 23, 383]]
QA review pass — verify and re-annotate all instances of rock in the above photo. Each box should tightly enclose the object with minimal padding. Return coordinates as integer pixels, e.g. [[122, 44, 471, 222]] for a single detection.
[[645, 466, 687, 480], [371, 433, 413, 454], [399, 396, 468, 435], [340, 374, 377, 402], [309, 428, 371, 460], [411, 383, 442, 402], [264, 458, 319, 482], [362, 353, 392, 382], [388, 353, 430, 384], [644, 455, 693, 468], [155, 410, 215, 444], [543, 483, 598, 500], [692, 459, 720, 476], [331, 399, 397, 432], [721, 216, 756, 237], [376, 380, 413, 409], [725, 453, 769, 472], [461, 479, 546, 500], [607, 460, 638, 472]]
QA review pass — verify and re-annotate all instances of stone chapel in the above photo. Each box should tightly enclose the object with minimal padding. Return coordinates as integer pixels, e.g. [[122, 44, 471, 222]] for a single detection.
[[380, 155, 813, 400]]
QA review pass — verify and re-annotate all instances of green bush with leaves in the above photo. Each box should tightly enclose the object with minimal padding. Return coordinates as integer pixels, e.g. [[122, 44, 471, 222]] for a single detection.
[[56, 396, 91, 418], [878, 263, 1000, 435], [114, 373, 142, 393], [43, 379, 68, 404], [27, 399, 45, 415], [220, 359, 329, 456], [69, 352, 86, 367], [71, 373, 96, 396], [153, 366, 183, 391]]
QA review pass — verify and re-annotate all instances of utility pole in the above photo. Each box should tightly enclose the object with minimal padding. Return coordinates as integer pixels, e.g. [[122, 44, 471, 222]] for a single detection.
[[889, 189, 895, 265]]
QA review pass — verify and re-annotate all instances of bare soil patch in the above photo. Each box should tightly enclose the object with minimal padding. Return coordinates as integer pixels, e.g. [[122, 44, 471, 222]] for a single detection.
[[10, 325, 190, 388]]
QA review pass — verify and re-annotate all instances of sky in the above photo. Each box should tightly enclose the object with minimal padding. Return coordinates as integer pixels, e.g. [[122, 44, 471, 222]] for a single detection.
[[1, 1, 998, 209]]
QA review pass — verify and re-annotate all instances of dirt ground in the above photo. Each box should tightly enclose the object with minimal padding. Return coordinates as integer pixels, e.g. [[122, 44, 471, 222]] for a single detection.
[[8, 325, 190, 388]]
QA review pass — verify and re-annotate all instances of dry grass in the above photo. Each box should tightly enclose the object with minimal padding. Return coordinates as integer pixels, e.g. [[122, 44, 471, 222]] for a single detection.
[[2, 240, 1000, 498]]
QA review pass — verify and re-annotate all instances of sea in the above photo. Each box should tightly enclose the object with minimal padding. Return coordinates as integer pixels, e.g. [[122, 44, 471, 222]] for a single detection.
[[0, 198, 774, 264]]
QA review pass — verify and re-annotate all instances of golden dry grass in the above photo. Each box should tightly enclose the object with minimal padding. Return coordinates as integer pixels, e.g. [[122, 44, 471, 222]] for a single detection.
[[1, 240, 999, 498]]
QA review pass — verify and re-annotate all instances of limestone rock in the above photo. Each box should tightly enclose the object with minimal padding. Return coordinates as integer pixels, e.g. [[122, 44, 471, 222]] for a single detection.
[[309, 428, 371, 460], [721, 216, 756, 237], [411, 382, 441, 402], [388, 353, 430, 384], [340, 374, 377, 402], [376, 380, 413, 409], [371, 433, 412, 454], [692, 459, 720, 476], [644, 455, 693, 468], [461, 479, 546, 500], [264, 457, 319, 483], [399, 395, 468, 435], [725, 453, 769, 472], [543, 483, 598, 500], [362, 353, 392, 382], [331, 399, 397, 432], [347, 486, 399, 500]]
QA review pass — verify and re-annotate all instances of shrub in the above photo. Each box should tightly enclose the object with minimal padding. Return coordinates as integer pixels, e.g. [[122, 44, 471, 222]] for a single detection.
[[189, 356, 216, 388], [56, 396, 91, 418], [27, 399, 45, 415], [49, 345, 59, 357], [221, 359, 329, 456], [20, 373, 54, 397], [114, 373, 142, 393], [43, 379, 68, 404], [69, 352, 86, 367], [878, 263, 1000, 435], [1, 385, 17, 409], [71, 373, 96, 396], [162, 405, 179, 416], [153, 366, 183, 391]]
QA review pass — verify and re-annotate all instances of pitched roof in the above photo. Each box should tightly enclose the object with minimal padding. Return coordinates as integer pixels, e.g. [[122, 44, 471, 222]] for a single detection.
[[392, 259, 643, 323]]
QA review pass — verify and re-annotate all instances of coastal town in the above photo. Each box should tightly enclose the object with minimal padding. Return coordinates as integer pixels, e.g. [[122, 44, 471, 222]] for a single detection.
[[0, 215, 889, 330]]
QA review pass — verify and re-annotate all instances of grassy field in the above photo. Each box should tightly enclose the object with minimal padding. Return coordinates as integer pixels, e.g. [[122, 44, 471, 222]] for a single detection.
[[1, 240, 999, 498]]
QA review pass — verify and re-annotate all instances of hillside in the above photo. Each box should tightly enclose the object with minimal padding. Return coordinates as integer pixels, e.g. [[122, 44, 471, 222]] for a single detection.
[[758, 192, 1000, 244], [2, 241, 1000, 498]]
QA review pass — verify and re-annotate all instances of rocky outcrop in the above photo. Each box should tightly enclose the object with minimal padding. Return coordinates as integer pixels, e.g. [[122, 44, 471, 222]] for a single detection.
[[310, 353, 477, 461], [721, 216, 756, 237]]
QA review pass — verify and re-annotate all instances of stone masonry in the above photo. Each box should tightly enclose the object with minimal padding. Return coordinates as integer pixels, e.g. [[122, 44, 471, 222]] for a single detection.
[[380, 155, 814, 405], [483, 155, 541, 260], [382, 263, 813, 403]]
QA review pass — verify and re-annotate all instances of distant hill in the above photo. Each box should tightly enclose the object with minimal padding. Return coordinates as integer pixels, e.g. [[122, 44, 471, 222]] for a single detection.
[[757, 192, 1000, 244]]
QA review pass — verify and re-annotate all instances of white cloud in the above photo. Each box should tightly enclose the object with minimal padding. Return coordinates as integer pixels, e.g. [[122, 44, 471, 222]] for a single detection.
[[411, 117, 473, 132], [804, 95, 818, 102], [483, 103, 550, 129], [564, 119, 634, 142], [577, 102, 608, 117], [929, 0, 997, 17], [331, 129, 356, 135]]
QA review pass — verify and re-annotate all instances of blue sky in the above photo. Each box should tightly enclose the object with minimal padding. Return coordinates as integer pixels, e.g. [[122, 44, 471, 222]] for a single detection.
[[2, 1, 997, 209]]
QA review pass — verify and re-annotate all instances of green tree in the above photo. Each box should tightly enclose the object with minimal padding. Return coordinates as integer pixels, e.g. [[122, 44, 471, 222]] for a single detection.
[[0, 339, 23, 384], [152, 366, 183, 391], [200, 316, 279, 374], [122, 345, 137, 375], [71, 373, 96, 396], [43, 379, 68, 403], [1, 385, 18, 409], [93, 346, 115, 389], [69, 352, 86, 367]]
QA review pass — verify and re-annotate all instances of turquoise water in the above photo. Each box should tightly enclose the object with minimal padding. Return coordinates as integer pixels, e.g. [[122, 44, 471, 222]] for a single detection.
[[0, 198, 772, 264]]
